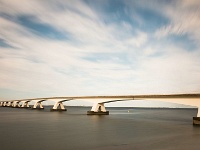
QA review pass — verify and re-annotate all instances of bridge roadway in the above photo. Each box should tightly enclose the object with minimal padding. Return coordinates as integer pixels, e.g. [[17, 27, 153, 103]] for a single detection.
[[1, 94, 200, 125]]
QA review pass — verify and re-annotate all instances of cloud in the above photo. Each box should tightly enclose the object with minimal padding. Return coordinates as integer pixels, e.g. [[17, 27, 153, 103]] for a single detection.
[[0, 0, 200, 108], [155, 0, 200, 45]]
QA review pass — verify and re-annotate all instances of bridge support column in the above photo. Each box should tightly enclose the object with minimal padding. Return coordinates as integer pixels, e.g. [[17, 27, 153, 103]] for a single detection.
[[21, 101, 30, 108], [3, 102, 8, 107], [7, 102, 13, 107], [50, 102, 66, 111], [32, 101, 44, 109], [13, 101, 21, 108], [87, 103, 109, 115], [0, 102, 2, 106], [193, 107, 200, 125]]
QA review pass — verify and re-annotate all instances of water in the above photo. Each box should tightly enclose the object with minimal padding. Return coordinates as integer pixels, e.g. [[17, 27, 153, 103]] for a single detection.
[[0, 106, 200, 150]]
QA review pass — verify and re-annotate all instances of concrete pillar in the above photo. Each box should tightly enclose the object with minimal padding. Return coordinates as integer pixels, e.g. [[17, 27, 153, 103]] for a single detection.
[[17, 101, 21, 107], [50, 102, 66, 111], [193, 107, 200, 125], [87, 103, 109, 115], [197, 108, 200, 117], [25, 101, 30, 108], [21, 101, 30, 108], [3, 102, 7, 107], [11, 101, 14, 107], [7, 101, 13, 107], [11, 101, 15, 107], [0, 102, 3, 106], [32, 101, 44, 109], [51, 102, 67, 111], [13, 101, 21, 108]]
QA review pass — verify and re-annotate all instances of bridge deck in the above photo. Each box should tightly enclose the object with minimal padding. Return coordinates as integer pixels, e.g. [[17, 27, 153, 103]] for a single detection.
[[3, 94, 200, 102]]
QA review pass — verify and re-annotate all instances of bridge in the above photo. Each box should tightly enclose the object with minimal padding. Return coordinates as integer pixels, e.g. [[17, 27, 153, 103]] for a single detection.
[[1, 94, 200, 125]]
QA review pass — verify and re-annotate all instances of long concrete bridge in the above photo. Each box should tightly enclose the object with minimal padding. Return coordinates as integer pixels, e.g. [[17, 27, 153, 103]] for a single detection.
[[1, 94, 200, 125]]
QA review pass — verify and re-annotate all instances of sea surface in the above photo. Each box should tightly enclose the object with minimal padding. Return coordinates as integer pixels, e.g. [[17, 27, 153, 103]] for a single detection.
[[0, 106, 200, 150]]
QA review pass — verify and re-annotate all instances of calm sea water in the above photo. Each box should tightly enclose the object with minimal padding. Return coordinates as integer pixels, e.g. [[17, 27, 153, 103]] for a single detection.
[[0, 106, 200, 150]]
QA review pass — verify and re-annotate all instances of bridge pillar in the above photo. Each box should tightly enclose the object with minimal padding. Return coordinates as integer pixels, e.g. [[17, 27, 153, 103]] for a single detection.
[[50, 102, 66, 111], [32, 101, 44, 109], [87, 103, 109, 115], [13, 101, 21, 108], [0, 102, 2, 106], [3, 102, 8, 107], [7, 101, 13, 107], [21, 101, 30, 108], [193, 107, 200, 125]]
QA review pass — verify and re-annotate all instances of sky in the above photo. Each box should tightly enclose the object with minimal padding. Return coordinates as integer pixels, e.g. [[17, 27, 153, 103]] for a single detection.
[[0, 0, 200, 107]]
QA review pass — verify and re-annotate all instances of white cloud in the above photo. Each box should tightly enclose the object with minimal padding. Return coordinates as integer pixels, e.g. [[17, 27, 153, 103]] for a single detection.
[[125, 31, 147, 48], [155, 0, 200, 45], [0, 0, 200, 108]]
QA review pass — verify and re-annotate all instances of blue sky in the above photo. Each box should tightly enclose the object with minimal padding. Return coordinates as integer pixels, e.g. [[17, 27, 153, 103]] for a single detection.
[[0, 0, 200, 107]]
